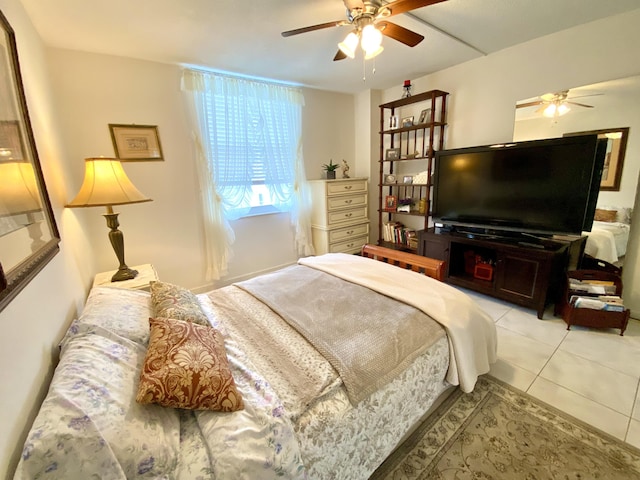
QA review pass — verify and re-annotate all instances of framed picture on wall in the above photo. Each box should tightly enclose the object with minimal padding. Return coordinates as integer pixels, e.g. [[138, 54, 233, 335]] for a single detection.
[[564, 127, 629, 191], [109, 124, 164, 161]]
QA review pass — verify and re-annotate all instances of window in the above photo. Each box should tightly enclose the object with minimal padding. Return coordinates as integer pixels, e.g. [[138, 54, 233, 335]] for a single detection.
[[196, 73, 302, 218], [182, 69, 314, 280]]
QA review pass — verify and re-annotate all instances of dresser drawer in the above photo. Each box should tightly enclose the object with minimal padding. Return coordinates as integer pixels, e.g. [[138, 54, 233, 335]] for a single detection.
[[329, 235, 369, 254], [327, 193, 367, 211], [327, 179, 367, 196], [327, 206, 368, 226], [328, 222, 369, 243]]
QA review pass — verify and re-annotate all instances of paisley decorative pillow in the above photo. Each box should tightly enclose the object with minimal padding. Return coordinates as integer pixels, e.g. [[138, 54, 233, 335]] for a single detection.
[[150, 281, 209, 326], [136, 317, 244, 411]]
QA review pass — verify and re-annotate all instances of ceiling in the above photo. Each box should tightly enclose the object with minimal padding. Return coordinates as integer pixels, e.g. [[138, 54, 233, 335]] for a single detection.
[[19, 0, 640, 94]]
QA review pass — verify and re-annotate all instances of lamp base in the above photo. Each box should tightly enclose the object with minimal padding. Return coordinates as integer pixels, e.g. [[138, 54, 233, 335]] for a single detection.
[[111, 266, 138, 282]]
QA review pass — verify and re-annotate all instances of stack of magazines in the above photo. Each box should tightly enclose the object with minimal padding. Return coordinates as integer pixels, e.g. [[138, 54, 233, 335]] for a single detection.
[[568, 278, 626, 311]]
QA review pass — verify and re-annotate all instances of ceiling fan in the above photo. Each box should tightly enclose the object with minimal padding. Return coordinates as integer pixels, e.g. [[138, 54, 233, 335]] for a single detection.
[[516, 90, 600, 117], [281, 0, 447, 61]]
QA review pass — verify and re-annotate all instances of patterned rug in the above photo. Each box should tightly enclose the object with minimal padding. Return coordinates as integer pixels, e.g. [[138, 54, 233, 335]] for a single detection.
[[371, 375, 640, 479]]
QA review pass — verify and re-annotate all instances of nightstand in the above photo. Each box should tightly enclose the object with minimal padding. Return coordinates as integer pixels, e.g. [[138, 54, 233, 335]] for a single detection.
[[92, 264, 158, 291]]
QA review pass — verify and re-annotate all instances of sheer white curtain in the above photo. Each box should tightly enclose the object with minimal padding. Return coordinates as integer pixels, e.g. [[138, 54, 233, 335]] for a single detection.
[[181, 69, 314, 280]]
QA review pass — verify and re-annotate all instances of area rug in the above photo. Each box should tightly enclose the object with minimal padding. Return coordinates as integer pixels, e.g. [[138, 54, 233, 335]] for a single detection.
[[370, 375, 640, 479]]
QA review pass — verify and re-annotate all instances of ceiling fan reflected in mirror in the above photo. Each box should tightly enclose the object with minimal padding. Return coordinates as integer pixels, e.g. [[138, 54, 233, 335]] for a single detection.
[[281, 0, 447, 61], [516, 90, 602, 118]]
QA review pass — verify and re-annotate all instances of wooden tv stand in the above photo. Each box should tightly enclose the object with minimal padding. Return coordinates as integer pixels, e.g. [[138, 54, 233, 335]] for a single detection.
[[418, 228, 586, 318]]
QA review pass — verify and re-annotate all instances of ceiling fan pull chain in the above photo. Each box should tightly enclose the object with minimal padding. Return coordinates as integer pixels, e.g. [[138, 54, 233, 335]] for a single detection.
[[362, 57, 366, 82]]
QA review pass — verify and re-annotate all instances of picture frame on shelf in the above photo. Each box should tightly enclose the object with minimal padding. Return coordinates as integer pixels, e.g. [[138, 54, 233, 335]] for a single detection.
[[418, 108, 431, 124], [384, 174, 396, 184], [109, 124, 164, 161], [385, 148, 400, 160], [401, 116, 414, 128], [403, 175, 413, 184], [388, 115, 399, 130], [384, 195, 397, 211]]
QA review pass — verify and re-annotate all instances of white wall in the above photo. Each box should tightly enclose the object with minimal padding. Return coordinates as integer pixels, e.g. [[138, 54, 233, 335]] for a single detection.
[[0, 0, 89, 476], [371, 8, 640, 316], [47, 49, 356, 291]]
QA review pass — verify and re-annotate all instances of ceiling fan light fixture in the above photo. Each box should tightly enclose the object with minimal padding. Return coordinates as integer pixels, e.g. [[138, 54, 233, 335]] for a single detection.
[[364, 45, 384, 60], [542, 102, 570, 118], [361, 24, 382, 52], [338, 31, 359, 58]]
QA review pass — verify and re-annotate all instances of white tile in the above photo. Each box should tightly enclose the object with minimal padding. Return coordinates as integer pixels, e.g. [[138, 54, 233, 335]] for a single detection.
[[559, 327, 640, 379], [497, 307, 568, 347], [489, 359, 537, 391], [528, 376, 629, 440], [626, 419, 640, 448], [455, 288, 512, 321], [496, 326, 556, 375], [539, 350, 637, 415]]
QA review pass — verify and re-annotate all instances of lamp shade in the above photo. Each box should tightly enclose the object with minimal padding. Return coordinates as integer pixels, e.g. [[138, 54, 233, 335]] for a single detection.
[[66, 157, 152, 208], [0, 161, 42, 216], [338, 31, 359, 59]]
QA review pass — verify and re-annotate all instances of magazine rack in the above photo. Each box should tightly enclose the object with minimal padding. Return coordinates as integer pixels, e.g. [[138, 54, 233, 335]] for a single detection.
[[555, 269, 630, 335]]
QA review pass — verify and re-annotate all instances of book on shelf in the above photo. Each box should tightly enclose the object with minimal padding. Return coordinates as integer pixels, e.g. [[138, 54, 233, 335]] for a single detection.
[[382, 221, 417, 248], [568, 278, 617, 295], [569, 294, 626, 312]]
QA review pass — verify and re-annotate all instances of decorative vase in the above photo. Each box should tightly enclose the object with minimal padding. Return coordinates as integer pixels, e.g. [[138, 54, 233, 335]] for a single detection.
[[326, 171, 336, 179]]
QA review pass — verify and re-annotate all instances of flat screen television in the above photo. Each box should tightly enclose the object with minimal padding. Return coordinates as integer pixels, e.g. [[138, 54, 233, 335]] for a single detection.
[[432, 135, 605, 238]]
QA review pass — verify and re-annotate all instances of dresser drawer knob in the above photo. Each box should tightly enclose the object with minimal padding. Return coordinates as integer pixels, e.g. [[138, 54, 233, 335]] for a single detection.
[[345, 213, 352, 218], [344, 185, 352, 190], [346, 230, 354, 235], [345, 199, 353, 204]]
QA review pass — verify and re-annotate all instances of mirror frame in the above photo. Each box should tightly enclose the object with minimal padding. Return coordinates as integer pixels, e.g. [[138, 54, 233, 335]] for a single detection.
[[564, 127, 629, 192], [0, 9, 60, 312]]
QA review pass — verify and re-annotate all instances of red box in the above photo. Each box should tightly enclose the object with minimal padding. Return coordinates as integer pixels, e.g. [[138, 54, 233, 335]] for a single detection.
[[474, 264, 493, 281]]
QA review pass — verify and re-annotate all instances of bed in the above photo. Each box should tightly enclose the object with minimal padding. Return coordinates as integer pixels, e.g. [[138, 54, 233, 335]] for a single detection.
[[14, 245, 497, 479], [583, 207, 632, 264]]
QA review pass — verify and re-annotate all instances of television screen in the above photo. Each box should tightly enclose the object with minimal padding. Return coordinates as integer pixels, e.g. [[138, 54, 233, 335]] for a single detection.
[[432, 135, 605, 237]]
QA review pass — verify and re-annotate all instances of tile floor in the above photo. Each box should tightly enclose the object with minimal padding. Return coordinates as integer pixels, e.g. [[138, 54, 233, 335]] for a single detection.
[[459, 287, 640, 447]]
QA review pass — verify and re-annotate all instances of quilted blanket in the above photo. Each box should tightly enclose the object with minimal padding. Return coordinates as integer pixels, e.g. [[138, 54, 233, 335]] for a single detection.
[[237, 265, 445, 404], [299, 253, 498, 392]]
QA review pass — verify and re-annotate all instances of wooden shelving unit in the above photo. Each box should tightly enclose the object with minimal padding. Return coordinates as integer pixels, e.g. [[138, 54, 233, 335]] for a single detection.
[[378, 90, 448, 252]]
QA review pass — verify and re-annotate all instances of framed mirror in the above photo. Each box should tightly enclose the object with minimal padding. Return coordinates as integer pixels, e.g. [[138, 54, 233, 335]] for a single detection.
[[563, 127, 629, 191], [0, 9, 60, 312]]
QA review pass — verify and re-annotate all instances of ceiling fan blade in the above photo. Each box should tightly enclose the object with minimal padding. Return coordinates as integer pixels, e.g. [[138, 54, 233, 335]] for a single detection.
[[385, 0, 447, 17], [516, 101, 543, 109], [281, 20, 348, 37], [333, 49, 348, 61], [378, 21, 424, 47], [566, 101, 594, 108]]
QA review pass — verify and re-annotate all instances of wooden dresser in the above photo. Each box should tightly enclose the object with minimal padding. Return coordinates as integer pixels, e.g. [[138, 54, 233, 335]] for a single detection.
[[309, 178, 369, 254]]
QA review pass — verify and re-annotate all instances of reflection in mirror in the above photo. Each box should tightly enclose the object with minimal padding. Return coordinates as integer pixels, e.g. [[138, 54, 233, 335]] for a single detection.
[[514, 76, 640, 268], [0, 9, 59, 311], [564, 127, 629, 191]]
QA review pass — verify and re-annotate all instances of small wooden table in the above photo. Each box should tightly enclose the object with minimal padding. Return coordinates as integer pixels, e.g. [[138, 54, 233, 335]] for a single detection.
[[92, 264, 158, 291]]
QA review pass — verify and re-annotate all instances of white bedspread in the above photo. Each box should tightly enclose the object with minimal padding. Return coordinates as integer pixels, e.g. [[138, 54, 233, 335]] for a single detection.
[[583, 221, 630, 263], [299, 253, 498, 393]]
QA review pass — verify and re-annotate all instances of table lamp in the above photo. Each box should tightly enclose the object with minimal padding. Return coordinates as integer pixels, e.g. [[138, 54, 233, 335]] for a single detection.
[[0, 161, 46, 251], [66, 157, 152, 282]]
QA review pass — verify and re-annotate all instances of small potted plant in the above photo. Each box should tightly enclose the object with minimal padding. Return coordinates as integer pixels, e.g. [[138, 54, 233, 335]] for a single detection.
[[322, 159, 339, 179]]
